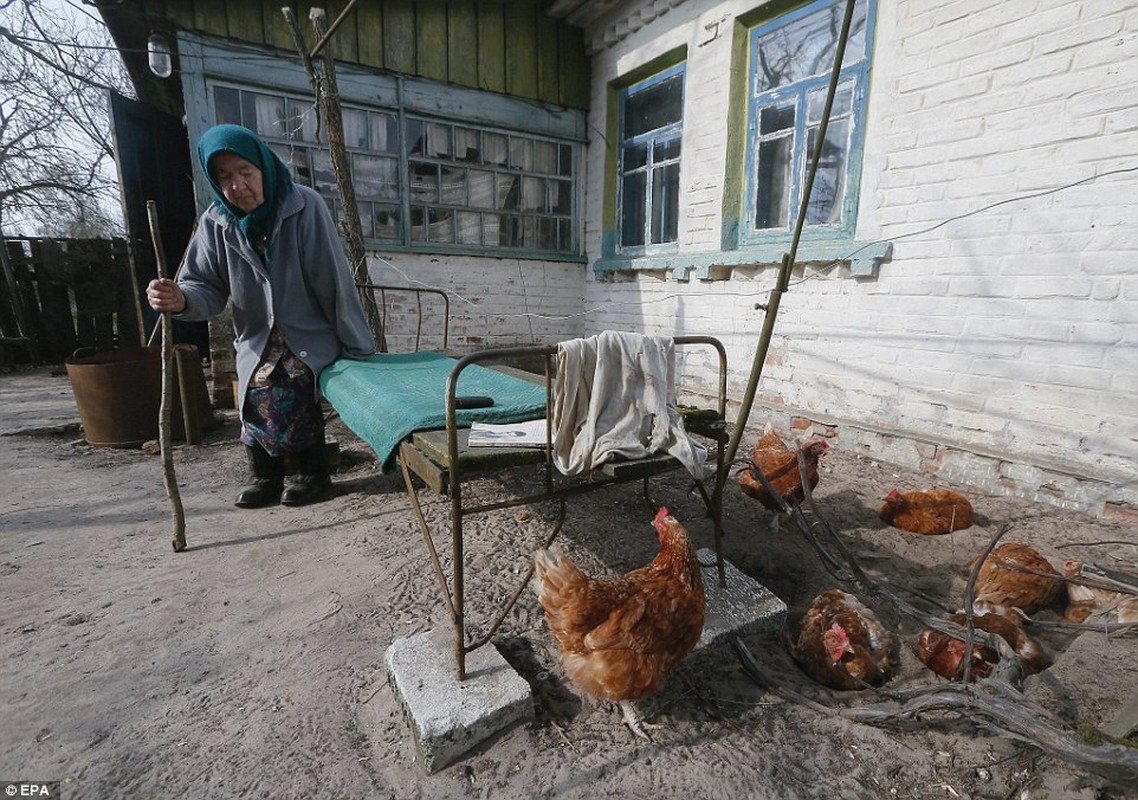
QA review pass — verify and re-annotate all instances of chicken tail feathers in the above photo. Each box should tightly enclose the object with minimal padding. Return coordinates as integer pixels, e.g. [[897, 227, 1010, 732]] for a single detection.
[[532, 545, 585, 605]]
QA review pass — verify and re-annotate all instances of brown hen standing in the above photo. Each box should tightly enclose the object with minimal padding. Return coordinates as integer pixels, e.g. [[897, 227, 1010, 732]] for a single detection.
[[738, 423, 829, 532], [531, 507, 705, 739], [788, 589, 896, 691], [878, 488, 974, 535]]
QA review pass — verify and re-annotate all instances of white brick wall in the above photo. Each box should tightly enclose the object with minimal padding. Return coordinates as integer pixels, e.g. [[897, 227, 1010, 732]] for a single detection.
[[568, 0, 1138, 521]]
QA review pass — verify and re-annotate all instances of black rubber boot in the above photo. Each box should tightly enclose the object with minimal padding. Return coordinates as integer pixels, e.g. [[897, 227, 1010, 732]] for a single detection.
[[235, 444, 285, 508], [280, 444, 333, 506]]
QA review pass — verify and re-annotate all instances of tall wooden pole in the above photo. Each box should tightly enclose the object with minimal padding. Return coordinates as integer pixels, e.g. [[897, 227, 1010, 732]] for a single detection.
[[282, 4, 387, 352]]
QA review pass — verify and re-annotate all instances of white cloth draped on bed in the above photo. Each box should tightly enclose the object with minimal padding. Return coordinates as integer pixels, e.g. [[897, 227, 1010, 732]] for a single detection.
[[552, 330, 707, 479]]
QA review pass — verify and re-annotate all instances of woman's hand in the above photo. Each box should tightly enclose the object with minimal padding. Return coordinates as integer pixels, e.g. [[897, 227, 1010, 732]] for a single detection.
[[147, 278, 187, 314]]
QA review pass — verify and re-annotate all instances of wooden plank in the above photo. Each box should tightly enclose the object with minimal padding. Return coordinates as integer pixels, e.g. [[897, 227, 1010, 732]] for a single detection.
[[263, 1, 297, 51], [416, 2, 448, 83], [324, 0, 360, 64], [447, 3, 478, 89], [226, 2, 265, 44], [356, 1, 385, 69], [504, 3, 538, 100], [558, 22, 589, 109], [383, 0, 416, 75], [476, 2, 506, 94], [535, 11, 561, 107]]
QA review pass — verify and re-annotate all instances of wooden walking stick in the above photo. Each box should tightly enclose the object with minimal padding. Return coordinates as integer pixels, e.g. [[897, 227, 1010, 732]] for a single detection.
[[146, 200, 187, 553]]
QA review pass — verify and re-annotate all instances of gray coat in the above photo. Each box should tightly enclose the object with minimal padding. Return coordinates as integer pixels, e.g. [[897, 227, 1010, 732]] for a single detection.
[[174, 183, 375, 412]]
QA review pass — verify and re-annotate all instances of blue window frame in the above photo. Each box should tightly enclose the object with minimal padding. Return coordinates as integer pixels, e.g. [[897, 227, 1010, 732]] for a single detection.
[[744, 0, 874, 242], [617, 65, 684, 253]]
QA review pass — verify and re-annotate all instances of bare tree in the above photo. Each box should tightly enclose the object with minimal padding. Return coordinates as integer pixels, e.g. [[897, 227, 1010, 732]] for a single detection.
[[0, 0, 130, 237]]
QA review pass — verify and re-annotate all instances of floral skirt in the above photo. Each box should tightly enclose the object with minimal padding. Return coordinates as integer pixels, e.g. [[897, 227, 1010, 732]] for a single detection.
[[239, 330, 323, 456]]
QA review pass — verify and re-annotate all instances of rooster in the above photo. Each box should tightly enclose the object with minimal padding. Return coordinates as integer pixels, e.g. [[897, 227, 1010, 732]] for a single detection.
[[969, 542, 1064, 618], [738, 423, 829, 532], [788, 590, 896, 691], [1064, 559, 1138, 625], [916, 611, 1048, 681], [531, 507, 705, 739], [878, 488, 973, 535]]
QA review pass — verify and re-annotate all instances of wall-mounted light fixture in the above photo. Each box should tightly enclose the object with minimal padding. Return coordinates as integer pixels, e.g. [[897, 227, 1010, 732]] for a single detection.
[[147, 33, 172, 78]]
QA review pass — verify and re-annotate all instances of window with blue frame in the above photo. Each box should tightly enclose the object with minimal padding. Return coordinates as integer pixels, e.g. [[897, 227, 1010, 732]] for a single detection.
[[210, 83, 579, 257], [745, 0, 874, 240], [617, 66, 684, 252]]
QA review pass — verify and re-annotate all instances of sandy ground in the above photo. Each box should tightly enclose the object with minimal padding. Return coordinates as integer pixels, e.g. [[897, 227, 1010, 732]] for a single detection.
[[2, 366, 1136, 800]]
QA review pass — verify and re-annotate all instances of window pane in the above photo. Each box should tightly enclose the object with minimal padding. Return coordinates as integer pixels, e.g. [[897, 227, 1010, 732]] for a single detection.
[[214, 86, 241, 124], [455, 127, 479, 161], [354, 154, 399, 201], [370, 112, 398, 153], [285, 99, 318, 142], [483, 133, 508, 165], [654, 137, 681, 162], [550, 180, 571, 214], [760, 105, 795, 135], [756, 136, 792, 229], [440, 167, 466, 205], [532, 140, 557, 173], [808, 83, 853, 123], [624, 72, 683, 138], [755, 0, 869, 92], [411, 163, 439, 203], [467, 170, 495, 208], [312, 150, 336, 195], [355, 202, 374, 238], [269, 143, 308, 184], [456, 211, 482, 244], [373, 204, 401, 240], [623, 142, 648, 171], [651, 162, 679, 244], [510, 137, 532, 170], [427, 122, 452, 159], [244, 92, 286, 138], [342, 109, 369, 148], [805, 118, 849, 225], [521, 176, 544, 211], [558, 144, 573, 176], [621, 172, 646, 247], [406, 119, 426, 155]]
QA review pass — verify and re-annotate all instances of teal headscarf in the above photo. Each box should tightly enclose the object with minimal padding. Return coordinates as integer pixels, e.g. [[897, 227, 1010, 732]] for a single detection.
[[197, 124, 293, 255]]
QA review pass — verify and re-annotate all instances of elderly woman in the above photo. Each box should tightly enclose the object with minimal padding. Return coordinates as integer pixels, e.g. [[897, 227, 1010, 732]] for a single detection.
[[147, 124, 375, 508]]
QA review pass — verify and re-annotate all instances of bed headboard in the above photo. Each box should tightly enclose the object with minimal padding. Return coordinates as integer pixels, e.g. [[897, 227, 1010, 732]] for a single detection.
[[357, 283, 450, 354]]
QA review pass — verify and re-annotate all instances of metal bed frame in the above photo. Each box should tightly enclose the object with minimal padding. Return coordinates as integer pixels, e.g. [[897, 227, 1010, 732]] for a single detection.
[[353, 284, 730, 680]]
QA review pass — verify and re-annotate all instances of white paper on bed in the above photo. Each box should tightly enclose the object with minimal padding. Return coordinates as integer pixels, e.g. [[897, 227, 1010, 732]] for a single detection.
[[551, 330, 707, 479], [468, 418, 549, 447]]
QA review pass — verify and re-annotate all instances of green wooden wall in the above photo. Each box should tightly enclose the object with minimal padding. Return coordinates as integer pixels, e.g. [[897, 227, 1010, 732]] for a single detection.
[[150, 0, 590, 110]]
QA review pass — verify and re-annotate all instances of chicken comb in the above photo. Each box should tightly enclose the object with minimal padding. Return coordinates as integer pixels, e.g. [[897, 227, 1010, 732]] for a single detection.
[[654, 506, 671, 525]]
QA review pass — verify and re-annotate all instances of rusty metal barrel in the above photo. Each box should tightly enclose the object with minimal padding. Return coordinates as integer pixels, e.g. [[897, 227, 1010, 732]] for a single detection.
[[65, 345, 213, 447]]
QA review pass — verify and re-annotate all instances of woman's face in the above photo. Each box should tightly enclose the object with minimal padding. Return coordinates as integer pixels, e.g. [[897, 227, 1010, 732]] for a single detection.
[[211, 152, 264, 213]]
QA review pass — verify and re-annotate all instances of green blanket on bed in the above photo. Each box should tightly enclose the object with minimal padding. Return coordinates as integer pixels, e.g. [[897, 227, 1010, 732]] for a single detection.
[[320, 351, 547, 473]]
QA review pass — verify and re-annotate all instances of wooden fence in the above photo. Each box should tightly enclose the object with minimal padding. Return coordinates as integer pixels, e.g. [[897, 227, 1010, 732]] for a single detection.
[[1, 236, 142, 367]]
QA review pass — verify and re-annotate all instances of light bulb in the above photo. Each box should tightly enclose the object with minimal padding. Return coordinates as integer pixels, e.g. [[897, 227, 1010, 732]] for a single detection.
[[148, 34, 172, 78]]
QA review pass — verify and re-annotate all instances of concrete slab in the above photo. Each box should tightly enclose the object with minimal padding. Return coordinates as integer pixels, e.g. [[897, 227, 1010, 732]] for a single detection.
[[384, 553, 784, 773], [698, 548, 787, 648], [384, 626, 533, 774]]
